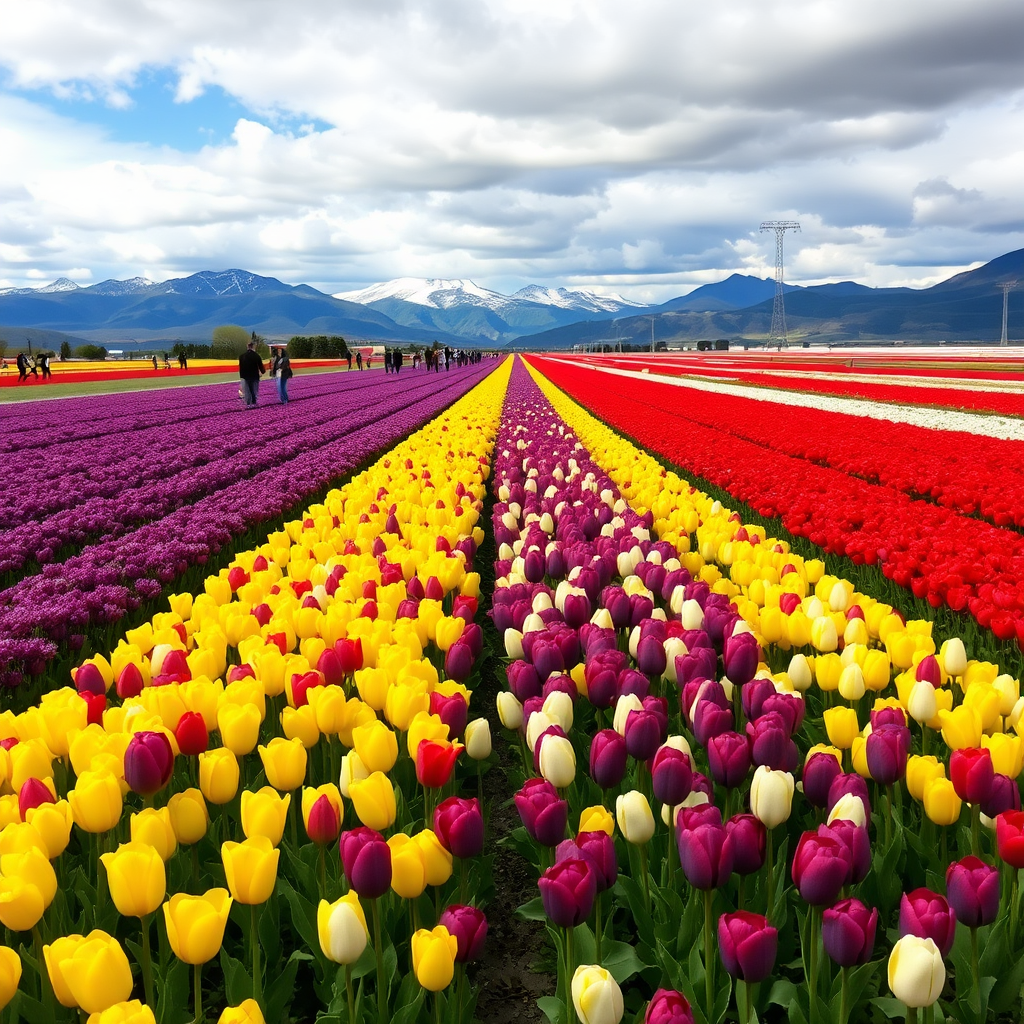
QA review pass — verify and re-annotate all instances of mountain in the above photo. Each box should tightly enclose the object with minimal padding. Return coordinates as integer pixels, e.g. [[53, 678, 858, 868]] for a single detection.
[[654, 274, 798, 313], [0, 270, 476, 347], [334, 278, 644, 342], [520, 249, 1024, 348]]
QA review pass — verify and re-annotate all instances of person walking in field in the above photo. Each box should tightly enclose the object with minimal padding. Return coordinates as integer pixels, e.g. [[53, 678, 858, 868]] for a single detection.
[[238, 339, 265, 408], [40, 353, 51, 379]]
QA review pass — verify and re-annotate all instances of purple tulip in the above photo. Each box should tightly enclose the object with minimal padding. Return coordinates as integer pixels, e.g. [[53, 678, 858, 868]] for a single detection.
[[707, 731, 752, 789], [718, 911, 778, 983], [538, 857, 596, 928], [819, 819, 870, 885], [585, 651, 627, 709], [946, 856, 1000, 927], [124, 730, 174, 797], [589, 729, 628, 789], [692, 699, 734, 747], [827, 773, 871, 819], [725, 814, 766, 876], [651, 746, 693, 806], [791, 830, 851, 906], [677, 822, 734, 890], [982, 773, 1021, 818], [636, 634, 668, 677], [616, 668, 650, 701], [723, 632, 760, 687], [802, 752, 843, 809], [514, 778, 569, 847], [572, 830, 617, 892], [899, 888, 956, 955], [340, 827, 392, 899], [439, 905, 488, 962], [74, 662, 107, 697], [562, 592, 592, 629], [433, 797, 484, 859], [822, 898, 878, 967], [506, 661, 542, 703], [741, 678, 775, 721], [865, 724, 909, 785], [746, 712, 797, 771]]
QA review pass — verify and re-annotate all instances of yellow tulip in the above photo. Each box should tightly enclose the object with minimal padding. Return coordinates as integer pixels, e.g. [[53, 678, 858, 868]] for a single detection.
[[24, 801, 73, 859], [68, 770, 123, 834], [48, 929, 134, 1015], [258, 738, 307, 792], [217, 704, 262, 757], [221, 837, 280, 905], [0, 946, 21, 1011], [579, 805, 615, 837], [407, 712, 450, 760], [906, 756, 945, 803], [354, 668, 392, 713], [130, 807, 178, 862], [385, 683, 430, 732], [308, 685, 348, 735], [814, 653, 843, 693], [434, 616, 465, 652], [983, 733, 1024, 779], [0, 822, 48, 858], [352, 720, 399, 774], [216, 999, 266, 1024], [99, 842, 165, 918], [937, 705, 983, 751], [199, 748, 240, 805], [241, 787, 291, 847], [411, 925, 457, 991], [317, 892, 368, 965], [167, 789, 210, 845], [851, 735, 871, 779], [280, 704, 320, 749], [923, 778, 962, 827], [823, 707, 859, 750], [349, 772, 397, 832], [412, 828, 453, 886], [963, 683, 1002, 734], [10, 739, 53, 792], [387, 834, 428, 899], [163, 889, 233, 964], [1, 848, 56, 912], [86, 999, 157, 1024], [862, 650, 892, 692]]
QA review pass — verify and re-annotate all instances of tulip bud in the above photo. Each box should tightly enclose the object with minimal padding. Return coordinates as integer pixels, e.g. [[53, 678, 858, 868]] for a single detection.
[[899, 888, 956, 956], [717, 911, 778, 983], [339, 827, 391, 899], [433, 797, 483, 859], [749, 766, 794, 829], [100, 841, 166, 918], [539, 857, 596, 928], [615, 791, 655, 845], [465, 719, 491, 760], [411, 925, 458, 991], [791, 830, 850, 906], [997, 810, 1024, 869], [496, 692, 524, 731], [439, 904, 488, 962], [572, 964, 624, 1024], [822, 897, 877, 967], [123, 732, 174, 798], [643, 989, 694, 1024], [163, 888, 233, 965], [945, 855, 999, 927], [888, 935, 944, 1009]]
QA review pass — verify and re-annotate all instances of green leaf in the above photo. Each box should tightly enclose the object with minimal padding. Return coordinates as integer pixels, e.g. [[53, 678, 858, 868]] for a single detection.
[[349, 942, 377, 982], [990, 950, 1024, 1014], [602, 938, 646, 985], [265, 948, 312, 1023], [389, 988, 425, 1024], [220, 950, 253, 1007], [517, 896, 548, 921], [156, 956, 191, 1024], [279, 879, 320, 965], [538, 995, 565, 1024], [871, 996, 908, 1019]]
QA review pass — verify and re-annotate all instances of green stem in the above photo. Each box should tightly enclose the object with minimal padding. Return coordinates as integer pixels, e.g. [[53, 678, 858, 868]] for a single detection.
[[372, 898, 387, 1024], [291, 791, 299, 849], [459, 858, 468, 904], [346, 963, 355, 1024], [194, 961, 203, 1024], [970, 925, 980, 1016], [704, 889, 714, 1022], [594, 893, 603, 967], [565, 925, 575, 1024], [191, 844, 201, 894], [745, 979, 754, 1024], [885, 785, 894, 850], [971, 803, 981, 858], [435, 989, 442, 1024], [907, 1006, 919, 1024], [809, 906, 820, 1024], [318, 844, 327, 901], [33, 925, 53, 1019], [841, 966, 849, 1024], [141, 914, 155, 1010], [766, 828, 775, 922], [1011, 869, 1020, 944], [738, 875, 745, 912], [639, 844, 651, 908], [251, 903, 263, 1010]]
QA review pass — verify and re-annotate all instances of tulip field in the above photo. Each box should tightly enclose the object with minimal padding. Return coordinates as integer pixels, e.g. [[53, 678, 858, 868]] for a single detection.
[[0, 351, 1023, 1024]]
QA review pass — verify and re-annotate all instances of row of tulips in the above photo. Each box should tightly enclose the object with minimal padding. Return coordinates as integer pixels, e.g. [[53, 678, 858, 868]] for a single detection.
[[532, 357, 1024, 653], [0, 358, 512, 1023], [484, 357, 1024, 1024], [0, 360, 496, 689]]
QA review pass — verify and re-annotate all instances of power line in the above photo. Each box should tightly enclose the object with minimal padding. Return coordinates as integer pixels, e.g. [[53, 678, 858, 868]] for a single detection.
[[1000, 280, 1017, 346], [759, 220, 800, 348]]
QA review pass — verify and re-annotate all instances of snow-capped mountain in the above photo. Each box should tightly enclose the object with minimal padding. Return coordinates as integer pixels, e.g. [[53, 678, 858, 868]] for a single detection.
[[88, 277, 154, 296], [0, 277, 82, 296], [336, 277, 642, 314]]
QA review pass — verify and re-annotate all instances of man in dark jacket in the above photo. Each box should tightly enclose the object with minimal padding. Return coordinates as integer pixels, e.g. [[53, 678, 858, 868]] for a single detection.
[[238, 341, 265, 408]]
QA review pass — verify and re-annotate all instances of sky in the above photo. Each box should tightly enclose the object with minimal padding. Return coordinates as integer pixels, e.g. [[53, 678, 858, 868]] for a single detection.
[[2, 0, 1024, 303]]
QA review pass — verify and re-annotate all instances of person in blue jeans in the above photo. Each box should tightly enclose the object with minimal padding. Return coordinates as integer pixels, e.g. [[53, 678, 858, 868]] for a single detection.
[[276, 350, 293, 403]]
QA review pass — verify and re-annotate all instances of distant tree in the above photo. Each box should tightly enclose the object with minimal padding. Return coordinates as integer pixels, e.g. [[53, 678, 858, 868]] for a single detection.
[[249, 331, 270, 359], [211, 324, 251, 359], [59, 340, 71, 361], [75, 344, 107, 360], [287, 336, 314, 359], [172, 342, 213, 359], [0, 338, 7, 361]]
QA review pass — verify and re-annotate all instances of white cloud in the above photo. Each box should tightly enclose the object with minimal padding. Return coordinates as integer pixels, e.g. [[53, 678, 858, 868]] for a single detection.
[[0, 0, 1023, 300]]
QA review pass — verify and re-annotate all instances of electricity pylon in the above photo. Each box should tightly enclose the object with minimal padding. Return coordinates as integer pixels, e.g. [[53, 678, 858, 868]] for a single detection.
[[1000, 281, 1016, 346], [760, 221, 800, 348]]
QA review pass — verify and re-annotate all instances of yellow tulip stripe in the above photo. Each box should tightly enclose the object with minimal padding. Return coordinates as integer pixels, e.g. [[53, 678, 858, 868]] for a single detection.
[[524, 358, 1023, 818], [0, 358, 510, 1024]]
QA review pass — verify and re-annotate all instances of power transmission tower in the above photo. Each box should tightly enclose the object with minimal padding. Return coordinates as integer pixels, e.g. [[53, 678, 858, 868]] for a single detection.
[[1000, 281, 1016, 346], [646, 316, 656, 352], [760, 221, 801, 348]]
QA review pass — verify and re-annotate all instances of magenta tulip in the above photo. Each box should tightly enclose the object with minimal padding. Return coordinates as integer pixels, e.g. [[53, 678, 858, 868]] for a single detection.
[[725, 814, 766, 876], [803, 752, 843, 809], [899, 888, 956, 956], [538, 857, 596, 928], [678, 822, 734, 890], [515, 778, 569, 847], [707, 731, 752, 788], [718, 911, 778, 983], [644, 989, 695, 1024], [589, 730, 628, 790], [822, 897, 877, 967], [123, 730, 174, 797], [433, 797, 484, 859], [439, 905, 488, 962], [946, 856, 999, 927], [339, 827, 392, 899], [791, 830, 851, 906]]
